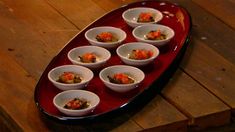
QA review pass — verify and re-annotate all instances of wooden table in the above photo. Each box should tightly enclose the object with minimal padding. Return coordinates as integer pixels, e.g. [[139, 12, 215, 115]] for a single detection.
[[0, 0, 234, 131]]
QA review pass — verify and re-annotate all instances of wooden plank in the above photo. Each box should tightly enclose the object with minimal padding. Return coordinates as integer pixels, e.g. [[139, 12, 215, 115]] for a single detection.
[[192, 0, 235, 29], [166, 0, 235, 65], [0, 50, 49, 131], [111, 119, 143, 132], [70, 118, 142, 132], [1, 0, 78, 51], [47, 0, 107, 29], [133, 96, 188, 131], [91, 0, 140, 11], [0, 52, 75, 132], [0, 2, 78, 130], [169, 0, 235, 113], [0, 106, 22, 132], [180, 37, 235, 114], [162, 69, 231, 129], [0, 1, 75, 79], [0, 3, 53, 79]]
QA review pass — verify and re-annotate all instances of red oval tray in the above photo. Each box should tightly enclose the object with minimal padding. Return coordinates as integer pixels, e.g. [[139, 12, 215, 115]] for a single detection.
[[34, 1, 191, 121]]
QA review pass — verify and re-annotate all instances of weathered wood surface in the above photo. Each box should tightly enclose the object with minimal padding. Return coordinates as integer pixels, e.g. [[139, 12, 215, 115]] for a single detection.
[[0, 0, 234, 131]]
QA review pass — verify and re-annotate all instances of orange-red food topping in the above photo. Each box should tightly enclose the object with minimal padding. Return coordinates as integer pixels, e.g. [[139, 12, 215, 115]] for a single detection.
[[145, 30, 166, 40], [57, 72, 82, 84], [79, 53, 96, 63], [108, 73, 134, 84], [96, 32, 118, 42], [64, 98, 89, 110], [137, 12, 154, 23], [129, 49, 153, 60]]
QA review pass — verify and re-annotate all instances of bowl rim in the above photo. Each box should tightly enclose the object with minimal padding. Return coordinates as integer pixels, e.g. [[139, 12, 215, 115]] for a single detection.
[[53, 90, 100, 112], [122, 7, 163, 24], [48, 65, 94, 87], [99, 65, 145, 87], [84, 26, 127, 45], [116, 42, 160, 63], [132, 24, 175, 43], [67, 46, 111, 66]]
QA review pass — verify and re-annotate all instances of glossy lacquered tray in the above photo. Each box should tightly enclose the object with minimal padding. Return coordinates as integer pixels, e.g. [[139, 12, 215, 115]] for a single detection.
[[34, 1, 191, 121]]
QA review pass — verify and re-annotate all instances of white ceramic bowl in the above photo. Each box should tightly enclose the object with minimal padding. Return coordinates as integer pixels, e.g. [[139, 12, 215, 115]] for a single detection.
[[68, 46, 111, 69], [99, 65, 145, 93], [122, 7, 163, 28], [132, 24, 175, 46], [48, 65, 94, 91], [53, 90, 100, 116], [85, 26, 126, 49], [116, 42, 159, 66]]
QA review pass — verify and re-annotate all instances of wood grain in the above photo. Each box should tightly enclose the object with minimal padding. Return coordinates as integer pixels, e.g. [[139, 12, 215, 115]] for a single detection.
[[169, 0, 235, 114], [162, 69, 230, 129], [0, 106, 22, 132], [133, 96, 188, 131], [92, 0, 140, 11], [167, 0, 235, 65], [111, 119, 143, 132], [0, 1, 76, 79], [181, 37, 235, 114], [47, 0, 107, 29], [1, 0, 78, 51], [192, 0, 235, 29], [0, 50, 49, 131]]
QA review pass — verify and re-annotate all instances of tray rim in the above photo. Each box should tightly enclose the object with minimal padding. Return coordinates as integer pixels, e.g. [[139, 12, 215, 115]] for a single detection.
[[34, 0, 192, 122]]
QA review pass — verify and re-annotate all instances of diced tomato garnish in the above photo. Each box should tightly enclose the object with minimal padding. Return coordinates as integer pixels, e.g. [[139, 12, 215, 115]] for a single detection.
[[146, 30, 162, 40], [148, 51, 153, 57], [83, 53, 96, 61], [65, 99, 81, 109], [153, 30, 161, 37], [62, 72, 74, 81], [133, 49, 153, 60], [113, 73, 130, 84], [98, 32, 113, 41], [138, 12, 154, 22]]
